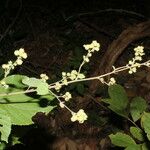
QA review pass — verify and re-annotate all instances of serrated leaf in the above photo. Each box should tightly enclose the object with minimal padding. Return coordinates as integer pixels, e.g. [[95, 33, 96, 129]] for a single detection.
[[36, 82, 49, 95], [125, 144, 141, 150], [141, 112, 150, 141], [22, 77, 42, 87], [4, 75, 28, 88], [109, 132, 136, 147], [108, 84, 128, 118], [0, 110, 11, 143], [0, 103, 54, 125], [22, 77, 50, 95], [130, 97, 147, 122], [130, 126, 144, 141]]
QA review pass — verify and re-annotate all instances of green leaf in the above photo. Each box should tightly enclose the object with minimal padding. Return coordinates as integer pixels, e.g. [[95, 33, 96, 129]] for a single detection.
[[108, 84, 128, 117], [130, 97, 147, 122], [4, 75, 28, 88], [39, 94, 55, 102], [0, 103, 54, 125], [0, 86, 54, 103], [0, 87, 36, 103], [101, 98, 111, 104], [0, 110, 11, 143], [36, 82, 49, 95], [141, 112, 150, 141], [130, 126, 144, 141], [125, 144, 141, 150], [0, 142, 6, 149], [109, 132, 136, 147], [22, 77, 49, 95], [22, 77, 42, 87]]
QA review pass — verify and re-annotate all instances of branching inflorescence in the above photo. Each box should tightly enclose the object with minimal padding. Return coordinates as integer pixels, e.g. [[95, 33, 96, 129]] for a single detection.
[[0, 41, 150, 124]]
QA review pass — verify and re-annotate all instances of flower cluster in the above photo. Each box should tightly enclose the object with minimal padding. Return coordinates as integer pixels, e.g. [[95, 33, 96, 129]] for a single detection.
[[59, 101, 65, 108], [14, 48, 27, 65], [62, 92, 72, 101], [40, 73, 49, 82], [108, 77, 116, 86], [2, 48, 27, 77], [145, 60, 150, 67], [54, 82, 62, 91], [99, 77, 116, 86], [83, 40, 100, 52], [134, 46, 145, 60], [2, 61, 14, 70], [83, 40, 100, 63], [127, 46, 144, 74], [54, 70, 85, 91], [71, 109, 88, 123], [62, 70, 85, 81]]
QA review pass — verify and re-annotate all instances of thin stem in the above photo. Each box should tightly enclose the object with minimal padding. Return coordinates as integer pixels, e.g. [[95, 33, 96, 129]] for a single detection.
[[49, 90, 74, 113], [128, 118, 141, 129], [0, 89, 36, 97], [50, 60, 149, 89], [0, 60, 149, 97], [78, 61, 85, 74]]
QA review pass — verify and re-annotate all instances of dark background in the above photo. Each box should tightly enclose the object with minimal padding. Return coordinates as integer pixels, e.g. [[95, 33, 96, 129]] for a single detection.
[[0, 0, 150, 150]]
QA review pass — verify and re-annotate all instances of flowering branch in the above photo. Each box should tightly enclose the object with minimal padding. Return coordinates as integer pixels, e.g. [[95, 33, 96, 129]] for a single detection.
[[0, 41, 150, 124]]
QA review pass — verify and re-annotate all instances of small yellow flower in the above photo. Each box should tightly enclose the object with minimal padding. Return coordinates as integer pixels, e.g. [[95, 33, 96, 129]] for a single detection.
[[2, 64, 9, 69], [127, 46, 145, 75], [91, 40, 100, 51], [55, 82, 62, 91], [14, 50, 19, 56], [21, 53, 27, 59], [67, 73, 71, 76], [69, 70, 78, 80], [87, 53, 92, 57], [77, 73, 85, 79], [83, 56, 89, 63], [63, 79, 68, 85], [83, 44, 91, 50], [40, 73, 49, 81], [129, 67, 137, 74], [135, 56, 142, 61], [71, 70, 78, 75], [108, 77, 116, 86], [59, 102, 65, 108], [19, 48, 25, 53], [14, 48, 27, 59], [83, 40, 100, 52], [62, 72, 66, 77], [16, 59, 23, 65], [71, 109, 88, 123], [63, 92, 72, 101], [70, 112, 77, 122], [70, 74, 76, 80]]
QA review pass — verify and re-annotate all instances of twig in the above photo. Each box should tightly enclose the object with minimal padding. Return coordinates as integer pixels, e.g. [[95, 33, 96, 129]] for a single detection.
[[65, 9, 147, 22], [49, 60, 150, 89], [0, 88, 36, 97]]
